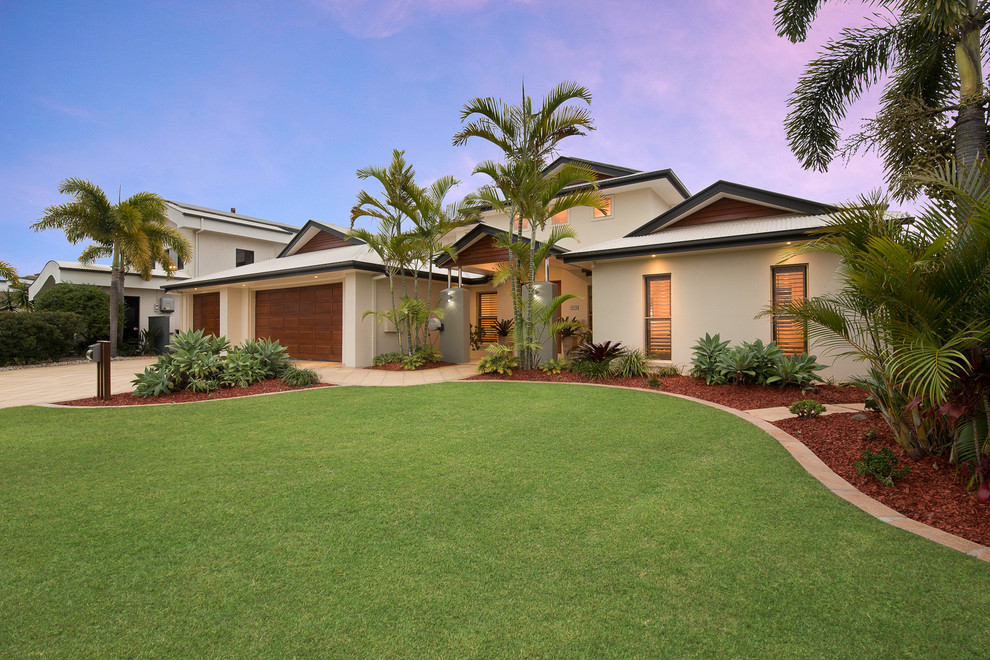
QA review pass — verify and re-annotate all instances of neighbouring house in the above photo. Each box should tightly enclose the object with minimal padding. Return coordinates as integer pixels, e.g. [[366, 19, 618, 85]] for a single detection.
[[161, 158, 861, 377], [28, 202, 298, 345]]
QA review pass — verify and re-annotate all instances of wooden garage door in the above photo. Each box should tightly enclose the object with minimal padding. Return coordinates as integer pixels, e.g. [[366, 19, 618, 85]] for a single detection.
[[193, 292, 220, 337], [255, 284, 342, 361]]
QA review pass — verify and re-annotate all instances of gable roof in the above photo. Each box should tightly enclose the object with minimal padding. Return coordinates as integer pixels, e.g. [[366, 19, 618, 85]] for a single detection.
[[542, 156, 641, 179], [434, 222, 569, 269], [562, 214, 833, 263], [626, 181, 836, 237], [279, 220, 365, 258], [166, 200, 299, 235]]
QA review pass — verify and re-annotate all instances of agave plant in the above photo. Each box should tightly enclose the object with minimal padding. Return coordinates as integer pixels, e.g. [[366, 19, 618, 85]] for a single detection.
[[690, 333, 730, 384]]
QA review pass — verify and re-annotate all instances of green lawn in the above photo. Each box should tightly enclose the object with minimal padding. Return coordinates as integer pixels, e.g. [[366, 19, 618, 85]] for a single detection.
[[1, 383, 987, 657]]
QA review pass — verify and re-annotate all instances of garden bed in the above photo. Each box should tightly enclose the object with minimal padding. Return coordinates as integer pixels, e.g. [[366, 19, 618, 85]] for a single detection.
[[58, 379, 333, 406], [467, 370, 867, 408], [368, 361, 456, 371], [775, 413, 988, 546]]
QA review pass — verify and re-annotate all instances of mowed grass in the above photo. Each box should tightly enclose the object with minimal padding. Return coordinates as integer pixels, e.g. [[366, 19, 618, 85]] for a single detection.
[[1, 383, 988, 657]]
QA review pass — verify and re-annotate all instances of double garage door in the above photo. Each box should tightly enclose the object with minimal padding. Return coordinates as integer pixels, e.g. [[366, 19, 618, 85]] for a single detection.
[[193, 284, 343, 362], [256, 284, 343, 361]]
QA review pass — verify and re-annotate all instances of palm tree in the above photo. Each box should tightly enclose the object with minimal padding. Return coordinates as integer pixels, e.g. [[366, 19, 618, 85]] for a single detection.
[[0, 260, 18, 284], [767, 162, 990, 463], [454, 82, 607, 368], [774, 0, 988, 199], [32, 179, 191, 356]]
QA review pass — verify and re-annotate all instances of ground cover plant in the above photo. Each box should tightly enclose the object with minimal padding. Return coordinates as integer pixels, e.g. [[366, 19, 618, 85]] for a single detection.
[[1, 383, 988, 657]]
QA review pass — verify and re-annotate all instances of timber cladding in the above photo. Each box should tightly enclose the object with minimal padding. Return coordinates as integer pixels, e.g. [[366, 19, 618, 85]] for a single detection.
[[673, 198, 798, 227], [192, 292, 221, 337], [294, 231, 352, 255], [451, 235, 509, 267], [255, 283, 343, 361]]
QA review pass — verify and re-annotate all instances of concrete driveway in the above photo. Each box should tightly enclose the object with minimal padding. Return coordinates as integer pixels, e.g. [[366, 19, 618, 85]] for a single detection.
[[0, 358, 157, 409]]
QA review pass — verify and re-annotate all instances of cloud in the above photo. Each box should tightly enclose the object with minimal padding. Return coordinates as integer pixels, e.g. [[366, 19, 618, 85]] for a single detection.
[[307, 0, 495, 38], [33, 97, 94, 121]]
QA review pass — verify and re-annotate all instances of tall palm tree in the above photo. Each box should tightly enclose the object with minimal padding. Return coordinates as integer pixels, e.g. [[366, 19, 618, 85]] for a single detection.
[[32, 179, 191, 356], [454, 81, 607, 368], [0, 260, 18, 284], [775, 0, 988, 199]]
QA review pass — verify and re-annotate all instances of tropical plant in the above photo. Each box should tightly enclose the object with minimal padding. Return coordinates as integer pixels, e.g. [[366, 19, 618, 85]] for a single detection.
[[741, 339, 785, 385], [0, 260, 18, 284], [281, 367, 321, 387], [789, 399, 827, 419], [539, 358, 566, 374], [33, 179, 191, 356], [766, 353, 826, 390], [653, 365, 681, 378], [372, 352, 404, 366], [469, 324, 484, 350], [716, 345, 758, 385], [855, 447, 912, 487], [241, 337, 292, 377], [775, 0, 989, 199], [610, 348, 650, 378], [765, 162, 990, 462], [690, 333, 731, 384], [493, 318, 514, 339], [0, 282, 33, 312], [477, 342, 518, 375], [132, 367, 174, 398], [454, 82, 608, 369], [137, 326, 161, 356], [571, 340, 626, 364]]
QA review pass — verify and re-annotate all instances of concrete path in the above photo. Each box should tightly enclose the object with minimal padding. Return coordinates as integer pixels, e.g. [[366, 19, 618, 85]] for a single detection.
[[745, 401, 867, 421]]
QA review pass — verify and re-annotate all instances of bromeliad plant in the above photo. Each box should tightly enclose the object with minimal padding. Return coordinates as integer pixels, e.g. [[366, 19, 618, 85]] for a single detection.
[[569, 340, 627, 380], [131, 329, 311, 398]]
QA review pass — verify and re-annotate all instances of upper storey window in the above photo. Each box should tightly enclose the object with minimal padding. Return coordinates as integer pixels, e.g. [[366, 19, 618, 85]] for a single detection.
[[552, 210, 568, 224], [593, 197, 613, 219]]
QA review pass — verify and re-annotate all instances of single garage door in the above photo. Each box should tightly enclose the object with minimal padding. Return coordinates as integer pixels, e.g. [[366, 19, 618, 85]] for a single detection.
[[193, 292, 220, 337], [255, 284, 342, 361]]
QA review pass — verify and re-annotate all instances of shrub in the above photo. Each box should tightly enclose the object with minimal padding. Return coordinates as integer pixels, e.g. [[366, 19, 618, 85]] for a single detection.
[[242, 337, 292, 377], [767, 353, 825, 390], [690, 333, 730, 384], [539, 358, 566, 374], [610, 348, 649, 378], [33, 283, 120, 344], [373, 352, 403, 366], [572, 340, 626, 364], [401, 352, 426, 371], [477, 343, 517, 375], [221, 347, 268, 388], [716, 345, 757, 385], [0, 310, 86, 366], [417, 345, 443, 363], [654, 365, 680, 377], [789, 399, 826, 419], [132, 367, 174, 398], [855, 447, 911, 486], [282, 367, 320, 387], [740, 339, 784, 385], [568, 359, 612, 381], [493, 318, 514, 338]]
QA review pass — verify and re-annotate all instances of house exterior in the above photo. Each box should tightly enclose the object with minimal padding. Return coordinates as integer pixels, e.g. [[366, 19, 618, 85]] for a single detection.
[[28, 202, 298, 344], [162, 159, 860, 378]]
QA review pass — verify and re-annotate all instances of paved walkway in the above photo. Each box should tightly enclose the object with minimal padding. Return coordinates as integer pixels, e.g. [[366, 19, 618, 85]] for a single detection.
[[0, 357, 158, 409]]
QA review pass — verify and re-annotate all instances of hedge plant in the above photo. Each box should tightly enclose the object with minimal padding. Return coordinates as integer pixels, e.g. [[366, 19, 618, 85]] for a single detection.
[[0, 310, 86, 366]]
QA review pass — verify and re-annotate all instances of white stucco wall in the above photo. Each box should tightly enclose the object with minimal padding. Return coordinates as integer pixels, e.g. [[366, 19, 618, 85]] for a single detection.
[[589, 244, 860, 380]]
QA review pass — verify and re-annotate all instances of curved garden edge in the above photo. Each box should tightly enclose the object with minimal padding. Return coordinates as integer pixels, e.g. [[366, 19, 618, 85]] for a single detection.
[[460, 378, 990, 563]]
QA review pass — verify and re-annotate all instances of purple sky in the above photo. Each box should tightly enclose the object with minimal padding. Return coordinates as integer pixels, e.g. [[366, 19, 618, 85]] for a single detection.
[[0, 0, 891, 276]]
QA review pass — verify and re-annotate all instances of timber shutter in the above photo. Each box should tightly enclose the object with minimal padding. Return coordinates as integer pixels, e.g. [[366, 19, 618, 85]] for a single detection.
[[772, 265, 807, 354], [645, 275, 671, 360]]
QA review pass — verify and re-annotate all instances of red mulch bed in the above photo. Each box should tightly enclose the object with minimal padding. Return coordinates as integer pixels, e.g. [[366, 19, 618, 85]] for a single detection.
[[776, 413, 988, 546], [368, 361, 456, 371], [469, 370, 987, 547], [58, 379, 333, 407], [467, 371, 867, 409]]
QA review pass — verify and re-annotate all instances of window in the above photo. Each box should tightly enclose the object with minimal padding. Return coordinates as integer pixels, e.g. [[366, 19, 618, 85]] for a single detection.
[[772, 265, 808, 354], [166, 249, 184, 271], [514, 217, 529, 231], [645, 274, 671, 359], [478, 292, 498, 343], [236, 249, 254, 267], [552, 210, 568, 224], [594, 197, 613, 219]]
